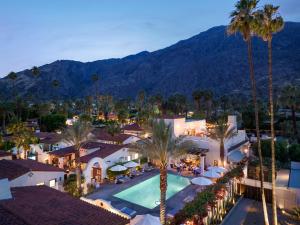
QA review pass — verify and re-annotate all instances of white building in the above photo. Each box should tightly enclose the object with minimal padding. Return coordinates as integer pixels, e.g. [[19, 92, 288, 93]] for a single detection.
[[162, 115, 249, 167], [0, 159, 65, 190]]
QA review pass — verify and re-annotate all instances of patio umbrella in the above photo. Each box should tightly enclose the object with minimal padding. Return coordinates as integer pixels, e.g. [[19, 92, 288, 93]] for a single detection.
[[203, 170, 221, 179], [227, 149, 246, 163], [130, 214, 161, 225], [191, 177, 213, 186], [124, 161, 139, 168], [109, 165, 127, 172], [207, 166, 227, 173]]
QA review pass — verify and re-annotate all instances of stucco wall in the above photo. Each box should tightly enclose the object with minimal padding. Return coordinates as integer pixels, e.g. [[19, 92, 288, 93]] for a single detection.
[[10, 171, 65, 189]]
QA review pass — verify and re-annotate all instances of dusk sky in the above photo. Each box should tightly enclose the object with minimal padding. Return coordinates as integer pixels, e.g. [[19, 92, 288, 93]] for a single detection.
[[0, 0, 299, 76]]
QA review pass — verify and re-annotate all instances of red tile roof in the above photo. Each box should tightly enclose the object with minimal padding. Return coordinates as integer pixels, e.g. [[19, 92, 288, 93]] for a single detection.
[[34, 132, 62, 144], [0, 186, 129, 225], [48, 146, 76, 157], [160, 115, 185, 119], [91, 128, 132, 143], [80, 143, 126, 163], [0, 160, 63, 180], [122, 123, 143, 131], [0, 150, 11, 157]]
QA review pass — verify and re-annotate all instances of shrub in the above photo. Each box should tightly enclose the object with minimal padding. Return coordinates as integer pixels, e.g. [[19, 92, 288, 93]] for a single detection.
[[289, 144, 300, 162], [41, 114, 66, 132], [63, 174, 85, 197]]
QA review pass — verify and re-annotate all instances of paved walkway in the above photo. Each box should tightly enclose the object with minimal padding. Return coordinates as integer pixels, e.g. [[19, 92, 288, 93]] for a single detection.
[[222, 198, 255, 225]]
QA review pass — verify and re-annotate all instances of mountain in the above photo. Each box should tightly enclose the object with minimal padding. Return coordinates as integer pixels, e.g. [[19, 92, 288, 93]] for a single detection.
[[1, 22, 300, 101]]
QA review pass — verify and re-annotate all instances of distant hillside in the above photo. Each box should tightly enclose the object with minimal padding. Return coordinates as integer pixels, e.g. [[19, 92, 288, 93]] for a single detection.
[[1, 22, 299, 100]]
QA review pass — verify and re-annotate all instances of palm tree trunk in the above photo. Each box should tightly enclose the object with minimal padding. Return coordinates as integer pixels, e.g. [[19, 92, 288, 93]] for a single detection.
[[220, 139, 225, 166], [268, 40, 278, 225], [160, 166, 167, 225], [247, 38, 270, 225], [75, 149, 82, 195]]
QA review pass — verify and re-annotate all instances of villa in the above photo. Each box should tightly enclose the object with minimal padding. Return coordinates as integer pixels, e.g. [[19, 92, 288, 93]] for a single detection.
[[0, 159, 64, 189], [0, 184, 129, 225], [122, 123, 144, 137], [162, 115, 249, 168]]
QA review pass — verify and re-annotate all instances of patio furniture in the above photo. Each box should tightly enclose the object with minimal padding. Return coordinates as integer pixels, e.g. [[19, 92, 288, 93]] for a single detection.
[[144, 165, 154, 172], [120, 207, 137, 218]]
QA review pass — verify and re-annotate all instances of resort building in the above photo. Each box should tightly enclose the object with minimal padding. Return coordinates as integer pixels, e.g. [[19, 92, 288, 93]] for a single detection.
[[0, 185, 129, 225], [122, 123, 144, 137], [162, 115, 249, 167], [0, 159, 64, 189]]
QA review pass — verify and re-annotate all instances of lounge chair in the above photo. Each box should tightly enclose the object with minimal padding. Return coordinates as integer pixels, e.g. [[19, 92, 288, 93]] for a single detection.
[[120, 207, 136, 218]]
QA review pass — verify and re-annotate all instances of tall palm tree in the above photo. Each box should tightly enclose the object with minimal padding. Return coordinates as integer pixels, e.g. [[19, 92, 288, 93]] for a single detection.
[[131, 120, 197, 224], [64, 120, 92, 194], [227, 1, 270, 224], [8, 71, 18, 102], [209, 117, 237, 166], [192, 90, 204, 113], [91, 74, 100, 114], [279, 85, 299, 137], [255, 6, 284, 224]]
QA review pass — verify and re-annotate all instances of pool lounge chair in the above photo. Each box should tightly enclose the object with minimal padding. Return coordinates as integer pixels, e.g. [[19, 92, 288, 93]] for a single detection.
[[120, 207, 136, 218]]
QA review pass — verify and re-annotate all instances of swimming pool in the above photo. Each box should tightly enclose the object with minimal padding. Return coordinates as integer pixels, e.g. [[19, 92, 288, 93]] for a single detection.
[[114, 174, 190, 209]]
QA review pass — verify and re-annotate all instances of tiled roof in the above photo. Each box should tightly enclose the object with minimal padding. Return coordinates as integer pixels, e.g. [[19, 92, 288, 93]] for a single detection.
[[49, 146, 76, 157], [0, 160, 63, 180], [0, 150, 11, 157], [160, 115, 185, 119], [91, 128, 132, 143], [0, 186, 129, 225], [81, 143, 126, 163], [81, 141, 103, 149], [34, 132, 62, 144], [122, 123, 143, 131], [0, 205, 28, 225]]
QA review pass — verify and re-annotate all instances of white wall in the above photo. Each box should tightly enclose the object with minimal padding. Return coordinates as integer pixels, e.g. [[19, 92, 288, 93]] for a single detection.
[[10, 171, 65, 189]]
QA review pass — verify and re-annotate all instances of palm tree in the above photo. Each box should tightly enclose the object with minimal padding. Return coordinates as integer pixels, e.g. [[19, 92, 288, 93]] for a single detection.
[[209, 117, 237, 166], [8, 71, 18, 101], [130, 120, 197, 224], [255, 6, 284, 224], [106, 123, 121, 137], [228, 1, 270, 224], [192, 90, 204, 113], [279, 85, 299, 137], [91, 74, 100, 114], [64, 120, 92, 194], [7, 120, 36, 159]]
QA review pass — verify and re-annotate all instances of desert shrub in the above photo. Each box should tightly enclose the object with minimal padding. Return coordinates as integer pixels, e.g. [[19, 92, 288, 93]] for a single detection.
[[63, 174, 85, 197]]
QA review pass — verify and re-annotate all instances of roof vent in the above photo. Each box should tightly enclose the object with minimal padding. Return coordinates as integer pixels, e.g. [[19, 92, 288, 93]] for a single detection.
[[0, 178, 12, 200]]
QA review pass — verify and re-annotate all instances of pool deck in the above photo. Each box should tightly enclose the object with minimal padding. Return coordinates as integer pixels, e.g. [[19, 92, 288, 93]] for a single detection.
[[86, 170, 197, 217]]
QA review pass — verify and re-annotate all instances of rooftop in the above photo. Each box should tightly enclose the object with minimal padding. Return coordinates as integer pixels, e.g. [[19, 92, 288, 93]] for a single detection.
[[49, 145, 76, 157], [80, 143, 126, 163], [122, 123, 143, 131], [0, 160, 63, 180], [34, 132, 62, 144], [0, 150, 11, 157], [91, 128, 132, 143], [0, 186, 129, 225]]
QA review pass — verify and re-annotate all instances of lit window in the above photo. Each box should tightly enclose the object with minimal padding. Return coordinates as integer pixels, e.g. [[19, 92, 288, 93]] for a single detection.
[[49, 179, 56, 187], [36, 182, 44, 186]]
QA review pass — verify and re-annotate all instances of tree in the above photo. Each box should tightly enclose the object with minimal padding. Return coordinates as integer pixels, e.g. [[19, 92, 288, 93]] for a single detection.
[[192, 90, 204, 113], [7, 120, 37, 159], [64, 120, 92, 194], [130, 120, 197, 224], [227, 1, 269, 224], [106, 122, 121, 137], [209, 117, 237, 166], [91, 74, 100, 114], [41, 114, 66, 132], [279, 85, 300, 137], [255, 6, 284, 224]]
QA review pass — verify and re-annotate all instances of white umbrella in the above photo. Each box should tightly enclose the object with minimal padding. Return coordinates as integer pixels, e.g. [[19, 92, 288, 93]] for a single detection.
[[110, 165, 127, 172], [203, 170, 221, 179], [208, 166, 227, 173], [130, 214, 161, 225], [191, 177, 213, 186], [124, 161, 139, 168]]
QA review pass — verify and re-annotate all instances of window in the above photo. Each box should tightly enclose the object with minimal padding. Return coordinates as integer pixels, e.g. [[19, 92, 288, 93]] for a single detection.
[[49, 179, 56, 187], [36, 182, 44, 186]]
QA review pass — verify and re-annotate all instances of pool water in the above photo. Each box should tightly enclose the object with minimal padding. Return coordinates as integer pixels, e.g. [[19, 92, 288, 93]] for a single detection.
[[114, 174, 190, 209]]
